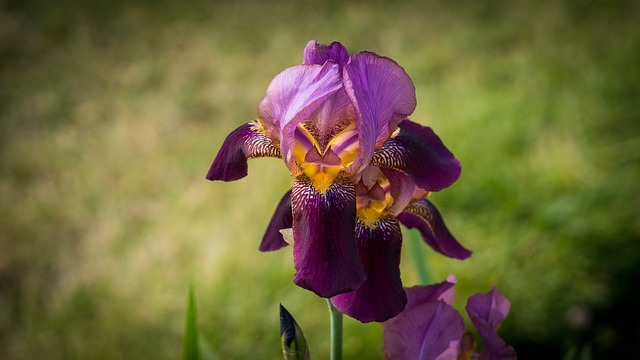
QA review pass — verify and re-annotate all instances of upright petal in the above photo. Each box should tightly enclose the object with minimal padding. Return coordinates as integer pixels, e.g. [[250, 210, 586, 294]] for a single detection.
[[343, 52, 416, 175], [380, 167, 416, 216], [331, 217, 406, 323], [383, 297, 465, 360], [291, 177, 366, 297], [260, 190, 292, 252], [303, 40, 349, 66], [382, 280, 464, 360], [303, 89, 355, 150], [206, 121, 281, 181], [404, 276, 457, 309], [398, 199, 472, 260], [370, 119, 461, 192], [257, 62, 343, 173], [466, 288, 517, 360]]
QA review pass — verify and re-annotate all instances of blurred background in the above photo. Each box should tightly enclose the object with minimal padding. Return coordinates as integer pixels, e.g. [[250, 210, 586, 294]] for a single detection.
[[1, 0, 638, 358]]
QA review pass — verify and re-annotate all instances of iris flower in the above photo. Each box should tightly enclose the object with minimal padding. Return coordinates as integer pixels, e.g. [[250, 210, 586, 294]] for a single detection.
[[382, 277, 517, 360], [207, 40, 470, 322]]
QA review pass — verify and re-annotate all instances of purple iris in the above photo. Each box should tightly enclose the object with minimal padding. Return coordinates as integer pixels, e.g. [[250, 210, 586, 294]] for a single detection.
[[207, 40, 470, 322], [382, 277, 517, 360]]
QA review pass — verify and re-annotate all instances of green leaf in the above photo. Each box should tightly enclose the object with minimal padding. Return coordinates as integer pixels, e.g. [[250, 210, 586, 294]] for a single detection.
[[183, 283, 200, 360]]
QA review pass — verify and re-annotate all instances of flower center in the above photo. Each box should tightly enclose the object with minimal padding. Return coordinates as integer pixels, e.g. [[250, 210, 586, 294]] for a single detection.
[[354, 167, 394, 228], [294, 122, 359, 193]]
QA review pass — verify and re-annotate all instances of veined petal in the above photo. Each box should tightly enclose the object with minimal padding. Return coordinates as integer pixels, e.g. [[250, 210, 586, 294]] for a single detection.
[[343, 52, 416, 175], [258, 62, 343, 173], [466, 287, 517, 360], [303, 40, 349, 66], [371, 119, 461, 192], [404, 276, 457, 309], [303, 89, 355, 150], [260, 190, 292, 252], [291, 177, 366, 297], [398, 199, 472, 260], [206, 121, 281, 181], [382, 292, 465, 360], [331, 217, 406, 323]]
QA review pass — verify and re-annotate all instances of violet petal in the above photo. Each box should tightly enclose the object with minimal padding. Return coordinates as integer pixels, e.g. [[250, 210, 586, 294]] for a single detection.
[[370, 119, 461, 192], [257, 62, 342, 173], [331, 217, 406, 323], [291, 177, 366, 297], [398, 199, 472, 260], [206, 122, 281, 181], [303, 88, 355, 150], [303, 40, 349, 66], [466, 287, 517, 360], [343, 52, 416, 175], [260, 190, 293, 252], [382, 299, 465, 360], [404, 276, 457, 310]]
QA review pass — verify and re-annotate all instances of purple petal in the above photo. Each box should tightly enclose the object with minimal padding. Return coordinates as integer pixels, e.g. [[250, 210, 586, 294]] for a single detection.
[[404, 276, 457, 310], [343, 52, 417, 175], [291, 177, 366, 297], [259, 190, 292, 252], [466, 287, 517, 360], [257, 62, 342, 173], [206, 122, 281, 181], [303, 40, 349, 66], [371, 119, 461, 192], [331, 217, 406, 323], [398, 199, 472, 260], [382, 300, 465, 360]]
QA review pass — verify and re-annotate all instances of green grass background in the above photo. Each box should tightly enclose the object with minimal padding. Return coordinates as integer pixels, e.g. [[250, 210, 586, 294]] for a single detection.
[[1, 0, 638, 358]]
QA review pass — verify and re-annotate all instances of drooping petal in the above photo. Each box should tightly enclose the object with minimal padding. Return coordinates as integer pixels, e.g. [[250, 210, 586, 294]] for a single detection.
[[291, 177, 366, 297], [382, 285, 465, 360], [206, 121, 281, 181], [331, 217, 406, 323], [303, 40, 349, 66], [257, 62, 343, 173], [371, 119, 461, 192], [343, 52, 416, 175], [466, 287, 517, 360], [260, 190, 292, 252], [398, 199, 472, 260]]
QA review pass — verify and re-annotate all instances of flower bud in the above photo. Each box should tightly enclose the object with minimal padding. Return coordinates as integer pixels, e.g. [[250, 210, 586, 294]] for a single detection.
[[280, 304, 310, 360]]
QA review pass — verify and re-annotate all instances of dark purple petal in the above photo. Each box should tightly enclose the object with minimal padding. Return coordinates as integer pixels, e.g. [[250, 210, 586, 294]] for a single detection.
[[343, 52, 417, 175], [260, 190, 292, 252], [371, 119, 461, 192], [257, 63, 342, 172], [303, 40, 349, 66], [398, 199, 472, 260], [206, 122, 281, 181], [382, 299, 465, 360], [466, 287, 517, 360], [331, 217, 406, 323], [291, 177, 366, 297]]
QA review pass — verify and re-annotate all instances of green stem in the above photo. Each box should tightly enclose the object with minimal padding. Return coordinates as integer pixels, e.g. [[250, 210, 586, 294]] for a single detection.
[[325, 299, 343, 360], [408, 229, 430, 284]]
